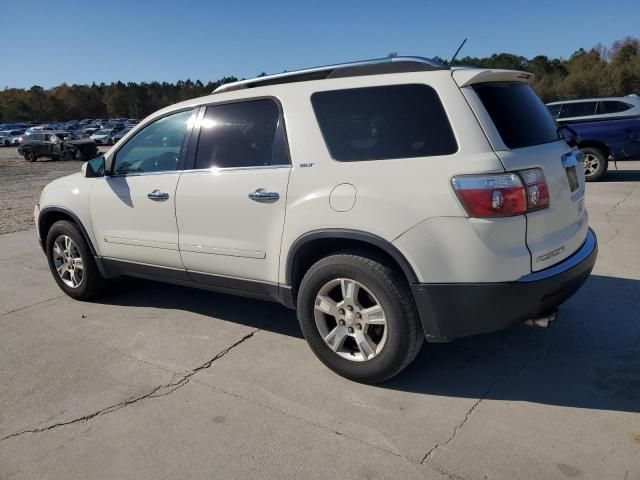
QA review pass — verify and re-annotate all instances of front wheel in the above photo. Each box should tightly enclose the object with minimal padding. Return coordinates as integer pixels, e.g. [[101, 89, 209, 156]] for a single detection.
[[297, 251, 424, 383], [582, 147, 608, 182], [45, 220, 106, 300], [24, 150, 35, 162]]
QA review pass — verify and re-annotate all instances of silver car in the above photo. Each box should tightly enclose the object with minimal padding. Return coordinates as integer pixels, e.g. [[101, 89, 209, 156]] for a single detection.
[[547, 95, 640, 122], [0, 129, 26, 147]]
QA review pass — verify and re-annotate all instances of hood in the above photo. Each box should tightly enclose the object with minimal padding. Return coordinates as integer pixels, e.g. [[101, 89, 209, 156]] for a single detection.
[[68, 139, 96, 145]]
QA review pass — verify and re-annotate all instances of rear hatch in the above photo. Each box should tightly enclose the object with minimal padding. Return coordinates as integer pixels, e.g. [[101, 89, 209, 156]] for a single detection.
[[454, 70, 589, 271]]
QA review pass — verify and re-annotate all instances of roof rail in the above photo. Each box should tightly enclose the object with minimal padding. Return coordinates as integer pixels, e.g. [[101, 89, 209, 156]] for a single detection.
[[213, 56, 446, 94]]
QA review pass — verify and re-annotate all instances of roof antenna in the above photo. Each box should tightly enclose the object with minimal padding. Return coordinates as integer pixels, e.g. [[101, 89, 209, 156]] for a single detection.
[[449, 38, 467, 66]]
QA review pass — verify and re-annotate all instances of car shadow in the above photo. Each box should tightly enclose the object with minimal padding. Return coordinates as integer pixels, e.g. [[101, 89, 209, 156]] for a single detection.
[[97, 274, 639, 413], [601, 167, 640, 182]]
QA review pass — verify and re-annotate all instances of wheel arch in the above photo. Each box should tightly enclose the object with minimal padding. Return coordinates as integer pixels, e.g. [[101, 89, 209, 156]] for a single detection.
[[285, 229, 419, 300], [38, 207, 97, 256], [578, 140, 611, 159]]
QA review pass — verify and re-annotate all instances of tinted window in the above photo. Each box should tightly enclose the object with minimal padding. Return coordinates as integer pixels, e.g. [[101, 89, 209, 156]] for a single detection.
[[547, 104, 561, 118], [194, 99, 285, 169], [602, 101, 633, 114], [473, 83, 559, 149], [311, 84, 456, 162], [113, 109, 194, 175], [559, 102, 598, 118]]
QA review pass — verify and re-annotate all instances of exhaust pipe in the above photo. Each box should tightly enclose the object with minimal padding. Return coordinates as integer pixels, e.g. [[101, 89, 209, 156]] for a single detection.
[[525, 310, 558, 328]]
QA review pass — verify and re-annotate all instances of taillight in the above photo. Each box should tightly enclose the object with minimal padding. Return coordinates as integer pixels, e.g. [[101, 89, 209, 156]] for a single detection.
[[519, 168, 550, 211], [452, 169, 549, 218]]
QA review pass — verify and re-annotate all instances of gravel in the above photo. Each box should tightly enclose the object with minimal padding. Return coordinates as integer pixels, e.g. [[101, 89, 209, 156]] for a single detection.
[[0, 147, 108, 234]]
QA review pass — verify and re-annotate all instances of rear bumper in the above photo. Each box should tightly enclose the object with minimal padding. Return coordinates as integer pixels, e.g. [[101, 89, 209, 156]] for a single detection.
[[412, 228, 598, 342]]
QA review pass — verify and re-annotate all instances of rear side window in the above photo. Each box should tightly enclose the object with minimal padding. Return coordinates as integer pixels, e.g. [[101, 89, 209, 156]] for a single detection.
[[559, 101, 598, 118], [194, 99, 288, 169], [602, 101, 633, 114], [311, 84, 457, 162], [473, 83, 559, 149]]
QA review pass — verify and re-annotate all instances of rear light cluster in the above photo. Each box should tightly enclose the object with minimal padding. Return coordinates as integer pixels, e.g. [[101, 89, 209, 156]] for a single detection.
[[452, 169, 549, 218]]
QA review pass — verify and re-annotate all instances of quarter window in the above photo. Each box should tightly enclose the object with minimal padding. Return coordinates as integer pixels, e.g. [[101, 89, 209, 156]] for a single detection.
[[311, 84, 457, 162], [602, 101, 633, 114], [113, 109, 194, 175], [194, 99, 287, 169]]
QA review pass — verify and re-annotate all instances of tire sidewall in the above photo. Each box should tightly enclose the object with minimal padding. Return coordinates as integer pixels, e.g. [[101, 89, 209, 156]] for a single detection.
[[297, 256, 412, 382], [45, 221, 94, 299]]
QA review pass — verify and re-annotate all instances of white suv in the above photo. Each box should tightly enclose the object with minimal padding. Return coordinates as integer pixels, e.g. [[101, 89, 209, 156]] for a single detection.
[[35, 57, 597, 383]]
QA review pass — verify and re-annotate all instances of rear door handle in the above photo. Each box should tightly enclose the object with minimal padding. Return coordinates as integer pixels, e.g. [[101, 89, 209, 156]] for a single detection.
[[147, 190, 170, 201], [248, 189, 279, 203]]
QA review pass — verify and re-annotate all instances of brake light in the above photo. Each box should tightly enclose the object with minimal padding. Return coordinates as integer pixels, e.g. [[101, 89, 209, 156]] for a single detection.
[[519, 168, 550, 211], [452, 169, 549, 218]]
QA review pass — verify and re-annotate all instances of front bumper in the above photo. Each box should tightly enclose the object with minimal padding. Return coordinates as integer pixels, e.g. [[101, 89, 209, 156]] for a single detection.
[[412, 228, 598, 342]]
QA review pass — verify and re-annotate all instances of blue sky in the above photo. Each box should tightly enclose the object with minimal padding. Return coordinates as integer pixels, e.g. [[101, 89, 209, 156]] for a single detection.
[[1, 0, 638, 88]]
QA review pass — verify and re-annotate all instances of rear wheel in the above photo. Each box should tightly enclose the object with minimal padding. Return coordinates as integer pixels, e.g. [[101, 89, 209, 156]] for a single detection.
[[45, 220, 106, 300], [581, 147, 607, 182], [297, 251, 424, 383]]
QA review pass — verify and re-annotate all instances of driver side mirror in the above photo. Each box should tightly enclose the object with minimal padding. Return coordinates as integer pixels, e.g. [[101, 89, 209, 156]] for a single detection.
[[82, 156, 105, 178]]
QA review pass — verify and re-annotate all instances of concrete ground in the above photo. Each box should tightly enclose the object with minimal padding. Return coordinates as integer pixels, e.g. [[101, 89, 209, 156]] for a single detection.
[[1, 162, 639, 480]]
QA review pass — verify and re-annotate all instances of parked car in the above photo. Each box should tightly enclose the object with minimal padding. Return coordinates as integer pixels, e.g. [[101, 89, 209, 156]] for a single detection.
[[111, 127, 132, 143], [90, 128, 119, 145], [19, 131, 98, 162], [0, 129, 25, 146], [547, 95, 640, 123], [34, 57, 596, 383]]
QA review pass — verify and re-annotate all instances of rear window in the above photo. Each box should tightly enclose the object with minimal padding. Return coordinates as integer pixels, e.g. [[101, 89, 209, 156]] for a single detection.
[[311, 84, 457, 162], [473, 83, 559, 149]]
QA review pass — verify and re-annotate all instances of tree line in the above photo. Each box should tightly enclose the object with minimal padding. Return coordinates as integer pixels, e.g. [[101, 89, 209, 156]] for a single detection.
[[1, 37, 638, 123]]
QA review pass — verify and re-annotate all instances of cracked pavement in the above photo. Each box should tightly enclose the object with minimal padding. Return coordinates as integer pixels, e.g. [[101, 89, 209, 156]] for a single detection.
[[1, 161, 640, 479]]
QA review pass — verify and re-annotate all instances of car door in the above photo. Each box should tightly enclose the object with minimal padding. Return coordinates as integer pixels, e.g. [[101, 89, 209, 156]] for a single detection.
[[30, 134, 45, 155], [90, 109, 196, 268], [175, 99, 291, 286]]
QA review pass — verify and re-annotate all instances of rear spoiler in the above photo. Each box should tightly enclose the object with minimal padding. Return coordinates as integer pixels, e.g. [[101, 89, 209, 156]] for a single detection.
[[452, 68, 535, 88]]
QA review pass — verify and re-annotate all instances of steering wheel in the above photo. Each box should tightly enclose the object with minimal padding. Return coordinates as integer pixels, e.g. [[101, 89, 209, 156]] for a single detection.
[[154, 151, 179, 171]]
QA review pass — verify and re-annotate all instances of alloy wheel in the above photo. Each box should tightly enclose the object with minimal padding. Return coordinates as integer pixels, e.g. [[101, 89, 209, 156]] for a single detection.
[[314, 278, 388, 362], [52, 235, 84, 288], [583, 152, 600, 177]]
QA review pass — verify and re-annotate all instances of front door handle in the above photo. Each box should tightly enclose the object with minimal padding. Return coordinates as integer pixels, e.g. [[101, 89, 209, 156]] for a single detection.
[[248, 189, 279, 203], [147, 190, 170, 201]]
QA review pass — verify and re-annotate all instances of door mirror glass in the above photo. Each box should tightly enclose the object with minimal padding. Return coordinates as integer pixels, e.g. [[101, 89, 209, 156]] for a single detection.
[[83, 156, 105, 178]]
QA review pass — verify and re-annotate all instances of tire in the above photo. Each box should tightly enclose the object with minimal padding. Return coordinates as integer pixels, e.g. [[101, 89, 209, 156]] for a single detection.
[[581, 147, 608, 182], [61, 150, 74, 161], [45, 220, 106, 300], [3, 140, 9, 147], [297, 250, 424, 383], [24, 150, 35, 162]]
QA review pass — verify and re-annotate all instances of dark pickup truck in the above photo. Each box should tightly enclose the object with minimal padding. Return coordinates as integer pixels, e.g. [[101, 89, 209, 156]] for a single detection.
[[559, 117, 640, 181]]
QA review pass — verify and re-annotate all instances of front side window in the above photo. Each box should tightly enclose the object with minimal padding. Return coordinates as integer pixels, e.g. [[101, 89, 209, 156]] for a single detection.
[[547, 104, 562, 118], [311, 84, 457, 162], [113, 109, 194, 175], [559, 102, 598, 119], [194, 99, 287, 169]]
